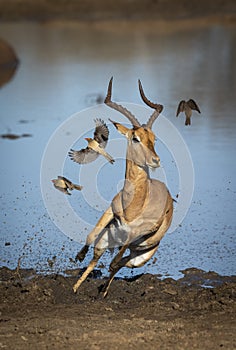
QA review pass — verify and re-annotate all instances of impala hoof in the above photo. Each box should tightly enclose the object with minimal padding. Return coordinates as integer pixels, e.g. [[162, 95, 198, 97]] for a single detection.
[[73, 285, 78, 294], [75, 245, 89, 262], [103, 290, 108, 298]]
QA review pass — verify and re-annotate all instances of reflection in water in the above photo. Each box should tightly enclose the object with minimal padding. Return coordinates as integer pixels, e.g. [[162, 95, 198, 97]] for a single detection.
[[0, 21, 235, 279], [0, 38, 19, 88], [0, 133, 32, 140], [85, 93, 105, 106]]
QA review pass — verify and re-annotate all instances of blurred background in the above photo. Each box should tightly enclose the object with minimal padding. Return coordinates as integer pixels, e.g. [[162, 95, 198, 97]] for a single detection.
[[0, 0, 236, 279]]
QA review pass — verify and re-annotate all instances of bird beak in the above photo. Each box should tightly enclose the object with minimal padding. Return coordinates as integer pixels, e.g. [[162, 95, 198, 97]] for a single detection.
[[84, 138, 90, 141], [108, 118, 117, 126]]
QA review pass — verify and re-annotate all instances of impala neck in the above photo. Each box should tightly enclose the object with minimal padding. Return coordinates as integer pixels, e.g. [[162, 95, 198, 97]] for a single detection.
[[122, 158, 150, 221]]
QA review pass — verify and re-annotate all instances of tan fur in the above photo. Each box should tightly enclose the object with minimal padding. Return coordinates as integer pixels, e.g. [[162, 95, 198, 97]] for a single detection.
[[73, 80, 173, 296]]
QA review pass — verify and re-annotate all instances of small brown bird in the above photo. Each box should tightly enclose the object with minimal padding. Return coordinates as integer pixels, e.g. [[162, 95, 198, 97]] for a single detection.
[[176, 99, 201, 126], [51, 176, 83, 195], [69, 119, 115, 164]]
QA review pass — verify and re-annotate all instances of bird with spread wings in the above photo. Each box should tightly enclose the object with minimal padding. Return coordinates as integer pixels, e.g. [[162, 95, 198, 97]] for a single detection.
[[68, 118, 115, 164], [176, 99, 201, 126]]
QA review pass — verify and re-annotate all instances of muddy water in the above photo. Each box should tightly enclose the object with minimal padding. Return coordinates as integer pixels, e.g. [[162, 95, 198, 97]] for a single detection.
[[0, 20, 235, 279]]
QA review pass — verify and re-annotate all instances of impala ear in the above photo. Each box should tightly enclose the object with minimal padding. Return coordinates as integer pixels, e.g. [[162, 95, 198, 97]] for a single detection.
[[109, 119, 129, 137]]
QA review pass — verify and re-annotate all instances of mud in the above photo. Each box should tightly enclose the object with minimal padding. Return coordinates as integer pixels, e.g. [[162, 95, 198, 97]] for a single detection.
[[0, 267, 235, 349]]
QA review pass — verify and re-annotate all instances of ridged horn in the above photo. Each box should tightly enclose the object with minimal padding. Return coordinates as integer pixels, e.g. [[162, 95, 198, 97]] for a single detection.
[[104, 77, 141, 128], [138, 79, 163, 128]]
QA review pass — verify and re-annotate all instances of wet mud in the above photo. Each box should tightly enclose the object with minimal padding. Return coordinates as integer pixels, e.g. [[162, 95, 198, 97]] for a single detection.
[[0, 267, 235, 349]]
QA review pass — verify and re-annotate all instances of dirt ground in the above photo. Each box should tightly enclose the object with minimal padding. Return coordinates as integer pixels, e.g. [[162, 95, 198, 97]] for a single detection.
[[0, 267, 235, 350]]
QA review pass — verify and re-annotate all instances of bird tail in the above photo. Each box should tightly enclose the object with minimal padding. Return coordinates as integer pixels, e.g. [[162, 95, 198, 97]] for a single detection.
[[102, 150, 115, 164], [185, 118, 191, 126], [107, 155, 115, 164], [73, 184, 83, 191]]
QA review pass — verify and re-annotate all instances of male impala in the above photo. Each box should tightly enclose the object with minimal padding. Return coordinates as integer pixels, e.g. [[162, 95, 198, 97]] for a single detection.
[[73, 78, 174, 296]]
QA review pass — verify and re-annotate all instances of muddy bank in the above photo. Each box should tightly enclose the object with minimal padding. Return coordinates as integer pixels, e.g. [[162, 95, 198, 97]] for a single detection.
[[0, 0, 236, 21], [0, 267, 235, 349]]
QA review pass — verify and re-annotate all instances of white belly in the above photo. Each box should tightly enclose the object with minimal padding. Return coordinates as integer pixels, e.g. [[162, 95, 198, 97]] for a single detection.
[[109, 218, 131, 245]]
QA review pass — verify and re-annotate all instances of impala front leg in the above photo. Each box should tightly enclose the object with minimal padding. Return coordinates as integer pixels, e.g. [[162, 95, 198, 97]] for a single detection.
[[75, 206, 114, 262], [73, 206, 114, 293], [73, 246, 106, 293], [75, 245, 89, 262]]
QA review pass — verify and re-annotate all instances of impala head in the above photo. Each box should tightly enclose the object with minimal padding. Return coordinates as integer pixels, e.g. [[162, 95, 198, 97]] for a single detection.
[[105, 77, 163, 169]]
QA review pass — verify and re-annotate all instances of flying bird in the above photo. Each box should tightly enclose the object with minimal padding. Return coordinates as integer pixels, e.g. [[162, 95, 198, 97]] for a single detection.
[[69, 119, 115, 164], [51, 176, 83, 195], [176, 99, 201, 126]]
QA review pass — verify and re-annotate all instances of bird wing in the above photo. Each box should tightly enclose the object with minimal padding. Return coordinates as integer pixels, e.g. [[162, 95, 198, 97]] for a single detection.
[[176, 100, 186, 117], [68, 147, 99, 164], [187, 99, 201, 113], [93, 119, 109, 148], [57, 176, 73, 187], [54, 185, 71, 195]]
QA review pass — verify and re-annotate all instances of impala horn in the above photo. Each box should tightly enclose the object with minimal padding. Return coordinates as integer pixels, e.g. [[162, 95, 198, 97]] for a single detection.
[[138, 79, 163, 129], [104, 77, 141, 128]]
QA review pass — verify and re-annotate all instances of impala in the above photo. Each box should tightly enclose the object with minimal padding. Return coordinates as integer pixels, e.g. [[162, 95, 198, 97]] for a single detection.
[[73, 78, 174, 297]]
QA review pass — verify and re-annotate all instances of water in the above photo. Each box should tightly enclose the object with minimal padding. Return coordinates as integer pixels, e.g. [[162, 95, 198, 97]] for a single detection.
[[0, 20, 235, 279]]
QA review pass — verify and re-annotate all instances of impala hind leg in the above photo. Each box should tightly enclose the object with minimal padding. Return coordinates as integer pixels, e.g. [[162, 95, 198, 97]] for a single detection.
[[101, 243, 129, 297], [73, 246, 106, 293], [109, 243, 129, 272], [102, 245, 159, 297], [102, 254, 131, 297]]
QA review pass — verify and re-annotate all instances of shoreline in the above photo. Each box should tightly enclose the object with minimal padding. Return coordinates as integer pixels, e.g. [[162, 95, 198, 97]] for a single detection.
[[1, 266, 235, 349], [0, 0, 236, 22]]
